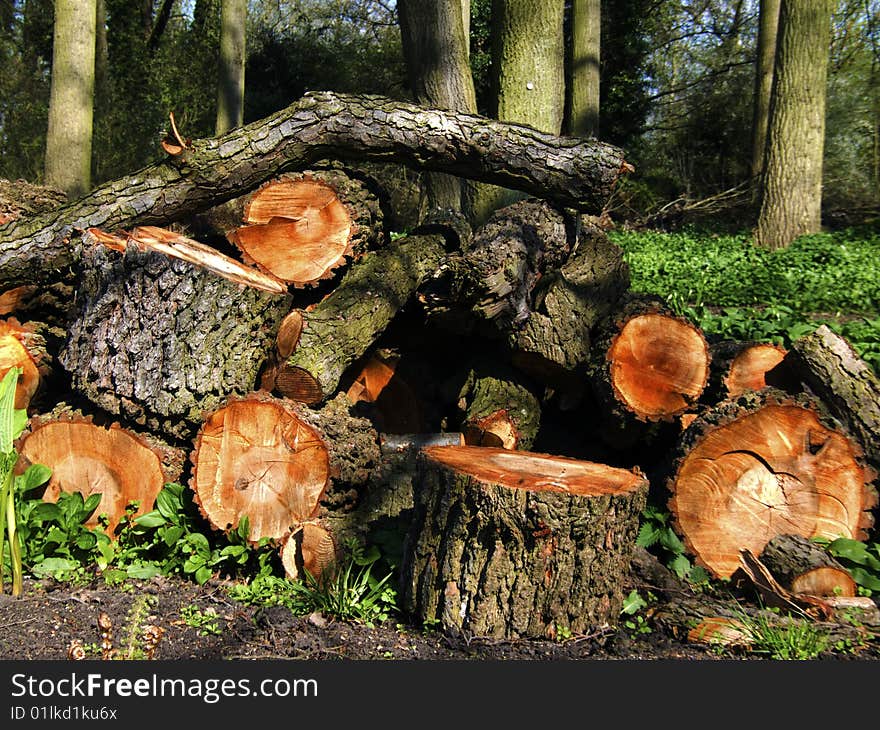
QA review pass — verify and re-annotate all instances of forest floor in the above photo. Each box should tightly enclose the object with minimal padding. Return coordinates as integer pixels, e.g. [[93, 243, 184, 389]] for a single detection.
[[2, 547, 878, 663]]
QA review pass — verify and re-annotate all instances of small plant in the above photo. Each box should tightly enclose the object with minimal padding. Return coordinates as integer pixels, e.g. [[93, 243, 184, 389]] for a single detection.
[[180, 604, 224, 636], [553, 623, 573, 642], [0, 367, 52, 596], [819, 537, 880, 595], [736, 611, 830, 660], [229, 539, 399, 627], [636, 504, 712, 584], [620, 589, 653, 636], [68, 596, 165, 660]]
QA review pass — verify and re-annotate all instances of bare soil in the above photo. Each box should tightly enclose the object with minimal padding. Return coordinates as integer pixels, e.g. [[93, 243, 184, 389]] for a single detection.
[[1, 548, 878, 662]]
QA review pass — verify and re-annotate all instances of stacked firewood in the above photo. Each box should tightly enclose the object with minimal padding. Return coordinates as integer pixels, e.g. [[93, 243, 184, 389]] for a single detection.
[[1, 92, 878, 641]]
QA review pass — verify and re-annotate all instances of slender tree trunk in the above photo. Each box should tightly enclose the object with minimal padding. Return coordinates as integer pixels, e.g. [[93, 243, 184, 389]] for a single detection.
[[44, 0, 97, 198], [398, 0, 478, 219], [479, 0, 566, 220], [215, 0, 247, 134], [750, 0, 781, 195], [754, 0, 832, 250], [569, 0, 601, 137]]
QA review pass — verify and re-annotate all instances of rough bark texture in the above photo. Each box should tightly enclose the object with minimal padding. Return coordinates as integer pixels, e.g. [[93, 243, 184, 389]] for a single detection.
[[667, 388, 878, 580], [754, 0, 832, 249], [272, 233, 447, 405], [511, 217, 629, 386], [59, 241, 292, 441], [758, 533, 857, 597], [398, 0, 478, 217], [44, 0, 97, 198], [457, 360, 541, 450], [771, 325, 880, 477], [401, 445, 649, 639], [0, 91, 628, 293]]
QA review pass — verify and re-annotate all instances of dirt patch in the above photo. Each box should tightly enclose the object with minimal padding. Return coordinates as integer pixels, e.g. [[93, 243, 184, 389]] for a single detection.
[[2, 549, 878, 662]]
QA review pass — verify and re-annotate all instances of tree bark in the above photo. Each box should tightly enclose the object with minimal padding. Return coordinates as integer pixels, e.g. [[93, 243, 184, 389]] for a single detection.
[[667, 388, 878, 580], [215, 0, 247, 135], [569, 0, 601, 137], [270, 233, 447, 405], [0, 91, 629, 294], [398, 0, 479, 218], [754, 0, 832, 249], [750, 0, 781, 192], [59, 235, 292, 441], [768, 324, 880, 477], [758, 533, 857, 597], [44, 0, 97, 198], [401, 444, 648, 638]]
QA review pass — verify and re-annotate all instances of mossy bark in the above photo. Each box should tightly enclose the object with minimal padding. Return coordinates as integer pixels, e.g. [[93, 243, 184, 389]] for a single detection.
[[274, 233, 447, 404], [401, 455, 648, 639], [59, 242, 292, 441]]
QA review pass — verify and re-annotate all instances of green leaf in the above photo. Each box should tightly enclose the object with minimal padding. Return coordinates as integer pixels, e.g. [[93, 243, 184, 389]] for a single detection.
[[162, 525, 185, 546], [195, 566, 213, 585], [14, 463, 52, 493], [659, 527, 685, 554], [636, 523, 660, 548], [75, 532, 98, 550], [0, 368, 21, 453], [827, 538, 880, 571], [30, 557, 81, 577], [81, 493, 103, 518], [126, 563, 163, 580], [134, 511, 167, 528], [156, 487, 182, 521], [30, 502, 62, 522], [668, 553, 692, 579], [621, 589, 647, 615], [187, 532, 210, 555]]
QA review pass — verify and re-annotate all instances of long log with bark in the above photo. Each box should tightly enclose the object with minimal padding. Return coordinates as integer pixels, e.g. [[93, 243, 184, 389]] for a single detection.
[[0, 91, 630, 292]]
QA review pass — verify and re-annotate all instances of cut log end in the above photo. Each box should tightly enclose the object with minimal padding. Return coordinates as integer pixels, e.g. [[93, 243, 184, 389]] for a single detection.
[[229, 178, 355, 286], [723, 342, 787, 397], [669, 395, 878, 579], [0, 319, 41, 410], [16, 419, 167, 536], [422, 445, 647, 496], [274, 365, 325, 406], [608, 313, 709, 421], [191, 396, 330, 544]]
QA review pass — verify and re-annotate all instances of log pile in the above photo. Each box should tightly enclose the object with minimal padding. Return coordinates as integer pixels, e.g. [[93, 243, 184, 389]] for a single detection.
[[0, 93, 877, 643]]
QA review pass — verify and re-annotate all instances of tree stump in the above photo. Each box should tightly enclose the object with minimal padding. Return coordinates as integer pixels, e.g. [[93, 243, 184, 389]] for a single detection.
[[667, 389, 878, 580], [401, 444, 649, 639], [758, 533, 857, 597], [59, 229, 292, 440]]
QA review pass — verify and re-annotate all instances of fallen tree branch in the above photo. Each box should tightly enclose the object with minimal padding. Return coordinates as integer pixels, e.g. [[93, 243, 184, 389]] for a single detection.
[[0, 91, 630, 292]]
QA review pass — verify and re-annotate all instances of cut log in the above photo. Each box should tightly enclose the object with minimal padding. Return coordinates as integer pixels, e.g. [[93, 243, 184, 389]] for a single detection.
[[456, 360, 541, 450], [15, 415, 175, 536], [401, 444, 649, 639], [0, 91, 629, 293], [589, 294, 709, 446], [279, 521, 339, 583], [226, 170, 385, 287], [767, 324, 880, 476], [707, 340, 787, 401], [0, 319, 42, 410], [59, 230, 292, 440], [272, 233, 447, 405], [758, 534, 857, 598], [509, 217, 630, 387], [667, 389, 878, 580]]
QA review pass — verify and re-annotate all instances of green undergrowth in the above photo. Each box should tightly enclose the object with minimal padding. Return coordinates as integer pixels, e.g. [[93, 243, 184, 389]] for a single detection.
[[4, 480, 400, 626], [611, 226, 880, 372]]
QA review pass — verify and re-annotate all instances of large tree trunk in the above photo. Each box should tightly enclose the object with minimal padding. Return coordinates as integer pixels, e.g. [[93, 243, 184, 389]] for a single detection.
[[0, 91, 629, 294], [569, 0, 601, 137], [44, 0, 97, 198], [401, 444, 648, 639], [476, 0, 567, 221], [398, 0, 479, 219], [215, 0, 246, 135], [750, 0, 781, 193], [754, 0, 832, 249]]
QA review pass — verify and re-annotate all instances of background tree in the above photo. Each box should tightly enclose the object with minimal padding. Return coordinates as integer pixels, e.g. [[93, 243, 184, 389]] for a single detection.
[[43, 0, 97, 197], [215, 0, 246, 134], [750, 0, 781, 192], [755, 0, 833, 249], [569, 0, 601, 137], [398, 0, 478, 217]]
